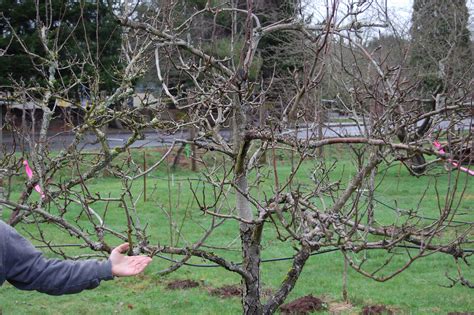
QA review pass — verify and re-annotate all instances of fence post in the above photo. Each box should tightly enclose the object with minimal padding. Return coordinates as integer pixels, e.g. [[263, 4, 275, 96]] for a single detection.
[[143, 150, 147, 202]]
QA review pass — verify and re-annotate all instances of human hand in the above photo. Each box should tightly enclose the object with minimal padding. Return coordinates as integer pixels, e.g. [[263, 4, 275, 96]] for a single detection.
[[109, 243, 152, 277]]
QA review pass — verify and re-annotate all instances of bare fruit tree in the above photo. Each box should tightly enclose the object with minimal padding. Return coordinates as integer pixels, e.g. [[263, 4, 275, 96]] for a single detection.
[[0, 0, 472, 314]]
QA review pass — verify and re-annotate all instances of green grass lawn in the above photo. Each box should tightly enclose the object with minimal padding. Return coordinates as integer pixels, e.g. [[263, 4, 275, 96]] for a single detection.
[[1, 146, 473, 314]]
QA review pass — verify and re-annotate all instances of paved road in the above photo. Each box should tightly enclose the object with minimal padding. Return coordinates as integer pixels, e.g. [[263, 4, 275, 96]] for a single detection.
[[1, 129, 182, 152], [1, 119, 471, 152]]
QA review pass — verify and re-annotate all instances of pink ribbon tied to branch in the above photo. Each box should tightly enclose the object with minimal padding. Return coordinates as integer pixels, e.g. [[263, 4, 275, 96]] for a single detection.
[[23, 159, 46, 199], [433, 140, 474, 176]]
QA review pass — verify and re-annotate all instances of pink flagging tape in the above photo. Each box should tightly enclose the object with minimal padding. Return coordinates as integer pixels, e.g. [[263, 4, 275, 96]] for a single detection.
[[433, 141, 474, 176], [23, 160, 46, 199]]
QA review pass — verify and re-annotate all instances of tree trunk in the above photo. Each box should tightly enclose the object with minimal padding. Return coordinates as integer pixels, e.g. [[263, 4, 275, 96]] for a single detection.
[[241, 223, 263, 315], [235, 141, 263, 314], [263, 246, 311, 314]]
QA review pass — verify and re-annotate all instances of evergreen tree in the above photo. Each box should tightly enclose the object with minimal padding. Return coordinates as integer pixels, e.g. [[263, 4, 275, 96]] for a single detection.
[[0, 0, 121, 92], [410, 0, 472, 96]]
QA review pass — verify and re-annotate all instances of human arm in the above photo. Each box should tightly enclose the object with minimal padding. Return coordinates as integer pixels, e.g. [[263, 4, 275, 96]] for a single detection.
[[3, 222, 113, 295], [1, 222, 151, 295]]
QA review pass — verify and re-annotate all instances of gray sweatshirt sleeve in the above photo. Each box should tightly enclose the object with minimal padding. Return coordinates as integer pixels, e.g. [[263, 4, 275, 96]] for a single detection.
[[2, 222, 113, 295]]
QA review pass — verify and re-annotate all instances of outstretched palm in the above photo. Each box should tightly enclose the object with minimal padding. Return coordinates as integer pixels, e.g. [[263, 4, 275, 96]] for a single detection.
[[110, 243, 152, 277]]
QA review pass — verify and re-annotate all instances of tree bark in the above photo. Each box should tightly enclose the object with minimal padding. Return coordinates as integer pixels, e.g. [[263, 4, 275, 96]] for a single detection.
[[241, 222, 263, 315], [263, 246, 311, 314]]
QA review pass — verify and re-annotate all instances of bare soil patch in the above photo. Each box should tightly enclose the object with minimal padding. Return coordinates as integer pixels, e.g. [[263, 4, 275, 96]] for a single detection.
[[328, 301, 354, 314], [280, 295, 327, 314], [166, 279, 200, 290], [209, 284, 242, 298], [361, 305, 394, 315]]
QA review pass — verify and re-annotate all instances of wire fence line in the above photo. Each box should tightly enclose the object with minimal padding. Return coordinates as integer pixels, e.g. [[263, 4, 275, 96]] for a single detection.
[[33, 243, 474, 269], [28, 186, 472, 268]]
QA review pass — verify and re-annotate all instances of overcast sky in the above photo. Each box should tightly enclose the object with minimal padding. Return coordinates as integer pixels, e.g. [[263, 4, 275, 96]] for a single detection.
[[309, 0, 474, 34], [388, 0, 474, 31], [388, 0, 412, 13]]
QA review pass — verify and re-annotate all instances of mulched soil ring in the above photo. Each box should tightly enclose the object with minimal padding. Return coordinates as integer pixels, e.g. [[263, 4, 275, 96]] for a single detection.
[[209, 284, 242, 298], [166, 279, 200, 290], [361, 305, 394, 315], [280, 295, 327, 314]]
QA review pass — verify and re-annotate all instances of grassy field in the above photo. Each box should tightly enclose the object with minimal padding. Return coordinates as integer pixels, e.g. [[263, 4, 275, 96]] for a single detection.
[[1, 146, 473, 314]]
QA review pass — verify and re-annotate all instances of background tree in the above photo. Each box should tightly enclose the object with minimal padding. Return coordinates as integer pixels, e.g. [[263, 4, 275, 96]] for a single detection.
[[0, 0, 121, 92], [410, 0, 473, 96]]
